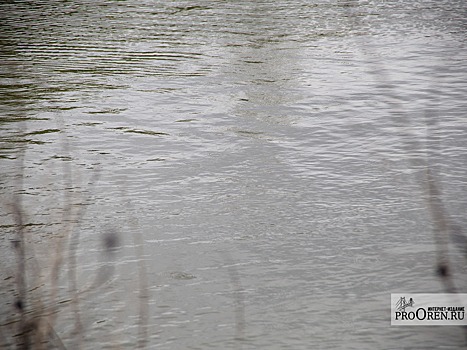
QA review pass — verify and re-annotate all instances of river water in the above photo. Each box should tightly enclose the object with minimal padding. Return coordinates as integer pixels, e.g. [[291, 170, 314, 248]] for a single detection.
[[1, 1, 467, 349]]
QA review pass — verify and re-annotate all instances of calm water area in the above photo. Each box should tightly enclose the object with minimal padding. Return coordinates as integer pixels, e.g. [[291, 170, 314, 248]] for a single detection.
[[1, 1, 467, 349]]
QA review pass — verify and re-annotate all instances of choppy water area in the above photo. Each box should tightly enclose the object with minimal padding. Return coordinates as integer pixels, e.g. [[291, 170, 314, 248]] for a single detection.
[[1, 0, 467, 348]]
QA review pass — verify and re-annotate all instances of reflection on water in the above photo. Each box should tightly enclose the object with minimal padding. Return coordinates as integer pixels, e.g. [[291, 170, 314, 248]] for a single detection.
[[1, 0, 467, 349]]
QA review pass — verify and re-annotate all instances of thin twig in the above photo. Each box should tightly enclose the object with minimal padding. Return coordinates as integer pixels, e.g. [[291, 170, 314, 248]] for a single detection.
[[343, 3, 458, 291], [11, 146, 30, 350], [221, 252, 245, 348], [130, 217, 149, 349]]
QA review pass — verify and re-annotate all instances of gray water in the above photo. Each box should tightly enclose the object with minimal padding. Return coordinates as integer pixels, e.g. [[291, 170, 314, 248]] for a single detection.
[[1, 1, 467, 349]]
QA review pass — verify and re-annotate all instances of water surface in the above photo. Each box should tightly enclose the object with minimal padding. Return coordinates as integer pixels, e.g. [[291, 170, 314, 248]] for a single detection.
[[1, 1, 467, 349]]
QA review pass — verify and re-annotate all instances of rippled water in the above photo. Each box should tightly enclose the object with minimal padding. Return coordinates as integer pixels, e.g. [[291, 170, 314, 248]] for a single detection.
[[1, 1, 467, 349]]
